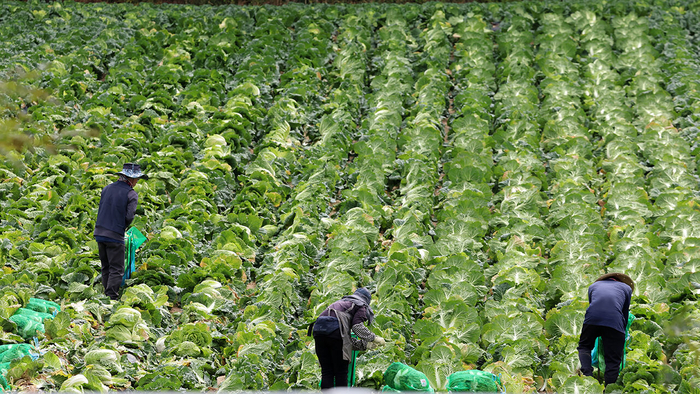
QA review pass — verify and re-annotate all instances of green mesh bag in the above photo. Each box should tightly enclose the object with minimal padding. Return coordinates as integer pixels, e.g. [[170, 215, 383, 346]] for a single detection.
[[8, 315, 45, 339], [13, 308, 53, 323], [383, 362, 434, 392], [0, 361, 10, 390], [0, 344, 29, 353], [123, 227, 147, 286], [0, 344, 33, 363], [26, 298, 61, 315], [447, 370, 502, 393]]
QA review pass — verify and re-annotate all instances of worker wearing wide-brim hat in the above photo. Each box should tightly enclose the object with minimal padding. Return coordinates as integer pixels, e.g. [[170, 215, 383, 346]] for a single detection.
[[577, 272, 634, 386], [94, 163, 148, 300]]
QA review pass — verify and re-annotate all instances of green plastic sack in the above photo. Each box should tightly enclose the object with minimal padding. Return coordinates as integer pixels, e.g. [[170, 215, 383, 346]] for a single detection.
[[381, 385, 402, 392], [26, 298, 61, 314], [592, 313, 635, 372], [0, 344, 33, 363], [383, 362, 434, 392], [123, 227, 147, 286], [127, 227, 148, 249], [0, 361, 10, 390], [0, 344, 32, 353], [447, 370, 502, 393], [13, 308, 53, 323], [8, 315, 45, 339]]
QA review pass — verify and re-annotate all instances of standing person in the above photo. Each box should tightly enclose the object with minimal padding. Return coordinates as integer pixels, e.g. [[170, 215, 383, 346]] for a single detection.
[[577, 272, 634, 386], [310, 288, 386, 388], [94, 163, 148, 301]]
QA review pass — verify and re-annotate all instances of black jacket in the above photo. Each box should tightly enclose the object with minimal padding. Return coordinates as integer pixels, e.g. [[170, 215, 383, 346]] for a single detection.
[[94, 181, 138, 241], [583, 279, 632, 333]]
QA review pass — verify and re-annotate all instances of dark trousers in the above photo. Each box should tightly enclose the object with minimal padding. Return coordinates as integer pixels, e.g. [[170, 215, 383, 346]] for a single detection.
[[578, 324, 626, 385], [98, 242, 125, 300], [314, 335, 349, 389]]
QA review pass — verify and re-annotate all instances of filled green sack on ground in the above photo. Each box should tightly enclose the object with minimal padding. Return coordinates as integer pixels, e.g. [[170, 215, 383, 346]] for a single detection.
[[383, 362, 434, 392], [26, 298, 61, 315], [13, 308, 54, 323], [0, 361, 10, 390], [447, 370, 502, 392], [0, 344, 34, 363], [8, 315, 45, 339], [0, 344, 33, 354]]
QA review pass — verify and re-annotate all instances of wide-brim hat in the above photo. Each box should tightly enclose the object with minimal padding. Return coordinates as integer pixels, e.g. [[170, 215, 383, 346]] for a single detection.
[[115, 163, 149, 180], [596, 272, 634, 292]]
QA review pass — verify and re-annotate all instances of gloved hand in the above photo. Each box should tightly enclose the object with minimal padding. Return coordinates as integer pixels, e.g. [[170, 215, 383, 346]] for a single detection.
[[366, 336, 386, 350]]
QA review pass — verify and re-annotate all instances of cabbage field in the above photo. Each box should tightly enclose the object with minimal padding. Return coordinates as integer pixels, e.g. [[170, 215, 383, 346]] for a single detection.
[[1, 0, 700, 392]]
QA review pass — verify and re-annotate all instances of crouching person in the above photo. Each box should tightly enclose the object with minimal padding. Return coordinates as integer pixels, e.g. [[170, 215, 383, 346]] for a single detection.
[[310, 288, 386, 388], [578, 272, 634, 386]]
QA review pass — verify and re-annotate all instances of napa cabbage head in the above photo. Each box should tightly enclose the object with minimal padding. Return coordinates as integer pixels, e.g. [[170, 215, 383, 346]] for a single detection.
[[168, 322, 212, 347], [165, 322, 213, 358], [84, 349, 122, 373], [106, 307, 142, 329]]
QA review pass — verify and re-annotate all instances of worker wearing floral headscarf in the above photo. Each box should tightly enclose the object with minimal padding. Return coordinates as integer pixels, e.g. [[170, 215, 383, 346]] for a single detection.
[[310, 288, 386, 388]]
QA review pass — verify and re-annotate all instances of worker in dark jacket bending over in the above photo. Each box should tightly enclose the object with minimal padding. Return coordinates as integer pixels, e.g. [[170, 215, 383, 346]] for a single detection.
[[94, 163, 148, 300], [578, 272, 634, 386], [311, 288, 386, 388]]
